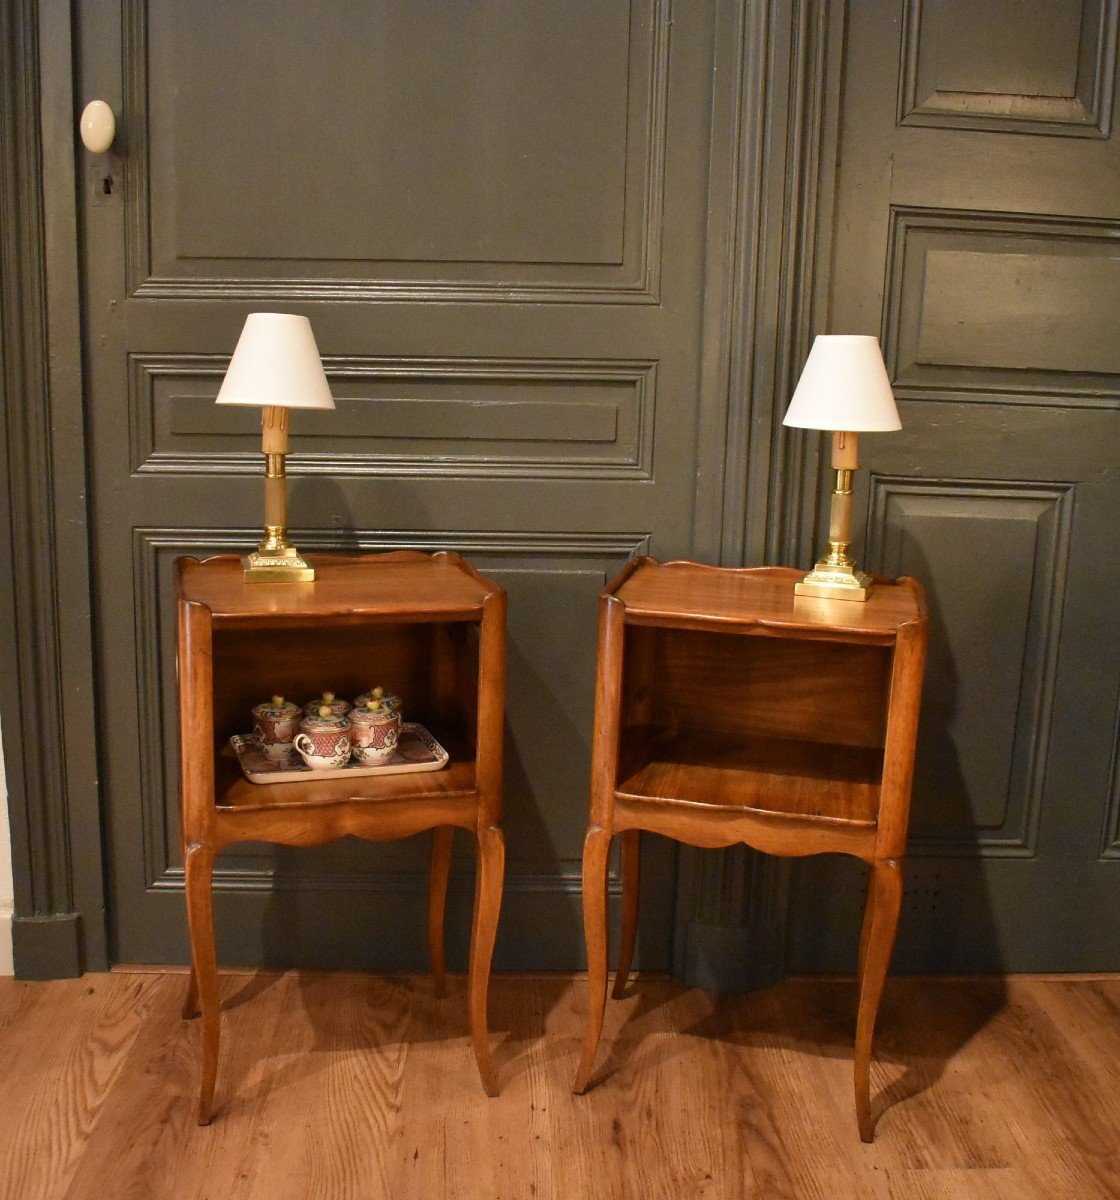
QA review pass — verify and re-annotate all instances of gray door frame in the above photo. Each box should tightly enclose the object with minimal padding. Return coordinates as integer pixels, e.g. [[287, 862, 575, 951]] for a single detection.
[[0, 0, 834, 982], [0, 0, 107, 978]]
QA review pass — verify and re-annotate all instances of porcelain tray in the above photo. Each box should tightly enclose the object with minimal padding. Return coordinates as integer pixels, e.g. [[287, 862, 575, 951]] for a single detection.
[[231, 723, 449, 785]]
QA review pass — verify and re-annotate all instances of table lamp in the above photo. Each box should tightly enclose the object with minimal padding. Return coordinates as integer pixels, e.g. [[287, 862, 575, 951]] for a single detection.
[[215, 313, 335, 583], [782, 334, 900, 602]]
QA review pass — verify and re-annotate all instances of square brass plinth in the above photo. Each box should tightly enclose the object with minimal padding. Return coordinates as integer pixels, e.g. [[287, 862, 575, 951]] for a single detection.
[[794, 564, 872, 602], [242, 550, 315, 583]]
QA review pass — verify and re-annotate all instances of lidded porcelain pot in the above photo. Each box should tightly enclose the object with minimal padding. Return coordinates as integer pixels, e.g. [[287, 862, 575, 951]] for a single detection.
[[251, 695, 301, 761], [350, 695, 402, 765], [294, 705, 353, 769]]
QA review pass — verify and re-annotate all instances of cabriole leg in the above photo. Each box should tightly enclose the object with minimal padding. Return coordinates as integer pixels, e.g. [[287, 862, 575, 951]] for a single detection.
[[184, 842, 220, 1125], [573, 824, 613, 1093], [854, 857, 903, 1142], [468, 824, 505, 1096]]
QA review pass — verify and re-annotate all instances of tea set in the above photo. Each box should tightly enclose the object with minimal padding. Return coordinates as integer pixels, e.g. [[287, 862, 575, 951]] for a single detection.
[[252, 689, 401, 770]]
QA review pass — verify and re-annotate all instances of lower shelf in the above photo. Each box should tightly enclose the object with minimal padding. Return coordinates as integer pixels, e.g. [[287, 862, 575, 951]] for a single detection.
[[214, 738, 476, 811], [615, 728, 882, 825]]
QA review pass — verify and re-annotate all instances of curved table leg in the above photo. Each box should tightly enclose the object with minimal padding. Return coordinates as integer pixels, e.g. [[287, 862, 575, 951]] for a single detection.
[[428, 825, 454, 999], [573, 824, 612, 1093], [468, 824, 505, 1096], [854, 857, 903, 1142], [612, 829, 640, 998], [184, 842, 220, 1125]]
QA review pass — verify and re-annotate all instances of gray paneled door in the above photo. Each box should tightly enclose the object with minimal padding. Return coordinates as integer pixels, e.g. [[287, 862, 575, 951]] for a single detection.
[[788, 0, 1120, 971], [76, 0, 721, 968]]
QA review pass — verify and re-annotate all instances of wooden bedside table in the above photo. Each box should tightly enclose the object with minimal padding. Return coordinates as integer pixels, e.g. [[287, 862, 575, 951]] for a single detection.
[[573, 559, 927, 1141], [175, 550, 506, 1122]]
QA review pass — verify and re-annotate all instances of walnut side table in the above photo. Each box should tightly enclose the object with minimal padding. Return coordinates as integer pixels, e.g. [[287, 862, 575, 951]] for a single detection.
[[573, 560, 927, 1141], [175, 551, 506, 1123]]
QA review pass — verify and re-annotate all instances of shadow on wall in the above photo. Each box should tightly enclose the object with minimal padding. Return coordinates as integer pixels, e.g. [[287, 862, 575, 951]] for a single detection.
[[259, 477, 444, 974], [786, 537, 1009, 989], [896, 539, 1007, 975], [252, 477, 586, 974]]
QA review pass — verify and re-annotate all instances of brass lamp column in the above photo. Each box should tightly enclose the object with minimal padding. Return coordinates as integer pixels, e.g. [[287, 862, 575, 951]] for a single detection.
[[252, 405, 312, 581], [782, 335, 901, 602], [215, 313, 335, 583]]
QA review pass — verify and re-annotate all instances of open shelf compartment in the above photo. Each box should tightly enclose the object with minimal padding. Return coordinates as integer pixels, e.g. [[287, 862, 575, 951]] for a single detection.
[[209, 616, 480, 811], [614, 625, 892, 826]]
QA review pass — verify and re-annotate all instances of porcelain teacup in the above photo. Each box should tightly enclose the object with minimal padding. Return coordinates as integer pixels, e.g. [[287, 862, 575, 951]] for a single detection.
[[294, 706, 352, 769]]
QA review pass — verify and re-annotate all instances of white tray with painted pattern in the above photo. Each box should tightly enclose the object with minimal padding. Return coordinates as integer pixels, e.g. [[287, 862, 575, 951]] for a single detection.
[[230, 723, 449, 785]]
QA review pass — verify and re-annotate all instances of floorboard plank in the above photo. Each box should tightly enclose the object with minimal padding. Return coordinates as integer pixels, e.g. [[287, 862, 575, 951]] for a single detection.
[[0, 972, 1118, 1199], [0, 975, 162, 1200]]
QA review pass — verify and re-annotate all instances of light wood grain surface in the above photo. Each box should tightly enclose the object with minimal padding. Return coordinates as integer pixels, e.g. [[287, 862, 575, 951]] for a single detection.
[[615, 729, 882, 822], [0, 971, 1117, 1199], [614, 561, 923, 639], [177, 552, 498, 623]]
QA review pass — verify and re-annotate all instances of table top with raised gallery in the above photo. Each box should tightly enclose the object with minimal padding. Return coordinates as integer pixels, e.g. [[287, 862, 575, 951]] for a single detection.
[[608, 559, 925, 642], [175, 550, 499, 625]]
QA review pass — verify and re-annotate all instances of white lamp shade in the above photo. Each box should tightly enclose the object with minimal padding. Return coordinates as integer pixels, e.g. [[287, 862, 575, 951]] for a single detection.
[[215, 313, 335, 410], [782, 334, 900, 432]]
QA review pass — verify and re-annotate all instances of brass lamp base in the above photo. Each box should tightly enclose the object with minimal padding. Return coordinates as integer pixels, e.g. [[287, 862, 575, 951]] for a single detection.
[[795, 430, 873, 602], [794, 560, 872, 602], [243, 541, 315, 584], [243, 413, 315, 583]]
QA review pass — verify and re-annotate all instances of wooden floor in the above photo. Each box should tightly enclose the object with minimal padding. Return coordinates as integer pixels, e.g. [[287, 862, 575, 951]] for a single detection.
[[1, 971, 1118, 1199]]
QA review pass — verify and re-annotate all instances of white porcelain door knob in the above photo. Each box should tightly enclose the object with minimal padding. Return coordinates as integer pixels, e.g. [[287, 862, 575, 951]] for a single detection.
[[79, 100, 115, 153]]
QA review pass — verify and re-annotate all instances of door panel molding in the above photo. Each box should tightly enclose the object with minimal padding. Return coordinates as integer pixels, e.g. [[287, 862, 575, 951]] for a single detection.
[[866, 475, 1074, 857], [129, 354, 657, 480], [124, 0, 670, 303], [0, 0, 107, 977], [885, 206, 1120, 407], [898, 0, 1118, 137]]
